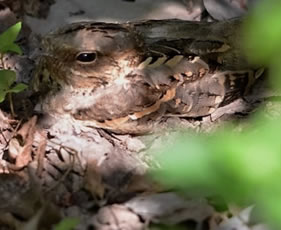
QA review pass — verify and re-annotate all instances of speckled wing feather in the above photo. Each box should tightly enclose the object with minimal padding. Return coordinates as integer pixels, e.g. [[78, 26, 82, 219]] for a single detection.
[[32, 18, 262, 134]]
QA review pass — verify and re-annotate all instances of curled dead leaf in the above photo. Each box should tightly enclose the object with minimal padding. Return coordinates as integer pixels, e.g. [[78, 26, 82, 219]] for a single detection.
[[8, 116, 37, 170]]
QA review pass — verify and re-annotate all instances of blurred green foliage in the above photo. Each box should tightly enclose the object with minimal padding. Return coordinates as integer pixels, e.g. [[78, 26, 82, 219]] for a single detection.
[[53, 217, 79, 230], [154, 0, 281, 228], [0, 22, 27, 103], [243, 0, 281, 87], [243, 0, 281, 66], [150, 224, 186, 230]]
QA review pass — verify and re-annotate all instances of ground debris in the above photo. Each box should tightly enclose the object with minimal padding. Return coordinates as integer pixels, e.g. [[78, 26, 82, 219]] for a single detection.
[[92, 204, 144, 230], [8, 116, 37, 170]]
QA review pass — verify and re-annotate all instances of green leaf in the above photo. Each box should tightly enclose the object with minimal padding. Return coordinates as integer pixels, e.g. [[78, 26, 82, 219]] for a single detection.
[[8, 83, 27, 93], [243, 0, 281, 65], [149, 224, 186, 230], [0, 91, 6, 103], [153, 134, 217, 197], [0, 69, 16, 90], [207, 195, 228, 212], [0, 69, 15, 102], [54, 218, 79, 230], [2, 43, 22, 55], [0, 22, 22, 54], [0, 70, 26, 103]]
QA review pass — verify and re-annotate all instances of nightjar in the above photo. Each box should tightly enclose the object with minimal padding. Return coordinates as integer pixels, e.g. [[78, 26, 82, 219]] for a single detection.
[[32, 18, 262, 134]]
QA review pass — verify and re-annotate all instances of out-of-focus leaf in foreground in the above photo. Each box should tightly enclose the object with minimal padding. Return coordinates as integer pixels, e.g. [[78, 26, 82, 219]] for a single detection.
[[153, 115, 281, 227], [243, 0, 281, 66], [154, 0, 281, 228], [243, 0, 281, 88], [54, 217, 79, 230], [150, 224, 185, 230]]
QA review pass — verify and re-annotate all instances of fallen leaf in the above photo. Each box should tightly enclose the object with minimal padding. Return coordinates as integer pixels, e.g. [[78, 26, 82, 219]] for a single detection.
[[84, 159, 105, 200], [35, 129, 47, 177], [8, 116, 37, 169]]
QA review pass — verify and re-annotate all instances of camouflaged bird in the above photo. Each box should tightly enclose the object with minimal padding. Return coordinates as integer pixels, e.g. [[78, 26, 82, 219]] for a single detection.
[[32, 18, 263, 134]]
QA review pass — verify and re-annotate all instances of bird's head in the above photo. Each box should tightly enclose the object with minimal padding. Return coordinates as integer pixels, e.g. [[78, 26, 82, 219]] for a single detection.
[[32, 21, 143, 91]]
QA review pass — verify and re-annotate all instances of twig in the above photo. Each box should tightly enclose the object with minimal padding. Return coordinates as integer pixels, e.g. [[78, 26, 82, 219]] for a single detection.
[[45, 146, 77, 193], [36, 129, 47, 177], [0, 53, 4, 68], [8, 93, 15, 118]]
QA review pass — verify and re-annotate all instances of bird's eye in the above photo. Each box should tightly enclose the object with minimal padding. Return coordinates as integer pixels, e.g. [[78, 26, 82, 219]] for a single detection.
[[76, 52, 97, 63]]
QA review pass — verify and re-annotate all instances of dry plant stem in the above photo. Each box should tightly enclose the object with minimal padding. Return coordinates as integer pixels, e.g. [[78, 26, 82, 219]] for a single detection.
[[11, 118, 22, 133], [36, 130, 47, 177], [0, 129, 8, 145], [0, 53, 15, 117], [45, 149, 75, 193], [0, 53, 4, 68], [1, 119, 22, 156], [8, 93, 15, 117]]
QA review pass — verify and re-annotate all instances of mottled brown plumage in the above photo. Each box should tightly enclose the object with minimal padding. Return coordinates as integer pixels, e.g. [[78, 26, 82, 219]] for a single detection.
[[32, 18, 262, 134]]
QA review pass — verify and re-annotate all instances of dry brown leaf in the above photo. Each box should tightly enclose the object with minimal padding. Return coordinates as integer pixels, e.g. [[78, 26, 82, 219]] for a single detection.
[[17, 116, 37, 140], [0, 109, 17, 148], [84, 159, 105, 200], [15, 116, 37, 168], [0, 109, 16, 127], [8, 116, 37, 169], [35, 129, 47, 177], [8, 137, 22, 159]]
